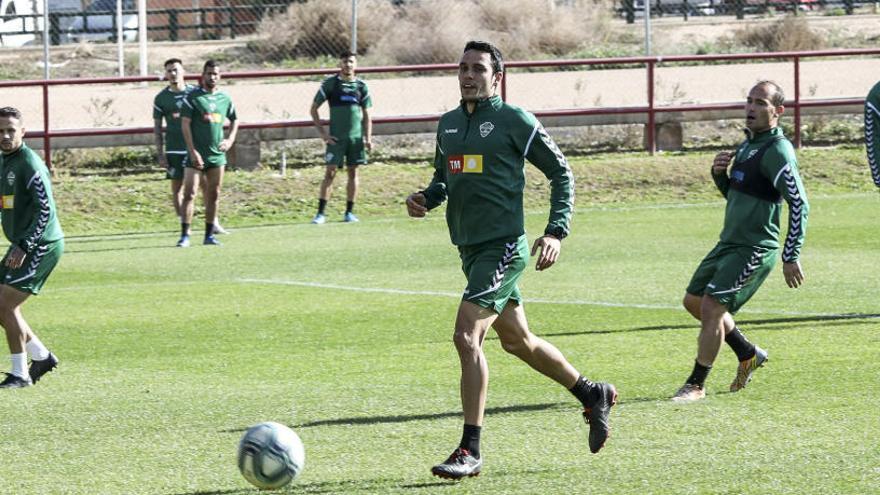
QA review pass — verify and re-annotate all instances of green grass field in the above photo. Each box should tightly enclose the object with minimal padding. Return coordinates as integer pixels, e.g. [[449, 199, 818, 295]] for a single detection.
[[1, 148, 879, 494]]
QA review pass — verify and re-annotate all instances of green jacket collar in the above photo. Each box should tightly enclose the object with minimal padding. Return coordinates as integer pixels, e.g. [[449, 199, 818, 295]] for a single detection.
[[743, 126, 782, 143], [460, 95, 503, 116]]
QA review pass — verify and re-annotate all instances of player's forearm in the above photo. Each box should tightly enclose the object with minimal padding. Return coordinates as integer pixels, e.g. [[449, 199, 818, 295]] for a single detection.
[[227, 120, 239, 145], [181, 119, 196, 155], [310, 106, 327, 140]]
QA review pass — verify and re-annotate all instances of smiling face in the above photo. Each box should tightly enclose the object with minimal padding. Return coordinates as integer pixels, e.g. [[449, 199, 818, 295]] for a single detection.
[[458, 49, 502, 103], [0, 115, 24, 154], [745, 83, 784, 133]]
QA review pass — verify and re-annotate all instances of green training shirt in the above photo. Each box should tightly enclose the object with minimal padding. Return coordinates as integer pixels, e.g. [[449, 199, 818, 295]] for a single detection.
[[0, 144, 64, 252], [865, 80, 880, 187], [153, 84, 196, 154], [313, 75, 372, 140], [422, 95, 574, 247], [712, 126, 808, 262], [181, 87, 237, 166]]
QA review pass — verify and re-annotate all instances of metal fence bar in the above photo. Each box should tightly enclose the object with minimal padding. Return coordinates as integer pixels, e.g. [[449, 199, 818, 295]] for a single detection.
[[4, 48, 878, 164]]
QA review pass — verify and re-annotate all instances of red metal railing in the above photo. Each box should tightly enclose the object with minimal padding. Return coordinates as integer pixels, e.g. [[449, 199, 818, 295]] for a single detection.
[[2, 47, 878, 167]]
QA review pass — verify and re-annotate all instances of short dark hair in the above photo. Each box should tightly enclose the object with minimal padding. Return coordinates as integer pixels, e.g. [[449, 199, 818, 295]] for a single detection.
[[203, 59, 220, 72], [339, 50, 357, 59], [756, 80, 785, 107], [0, 107, 22, 121], [164, 58, 183, 68], [463, 40, 503, 74]]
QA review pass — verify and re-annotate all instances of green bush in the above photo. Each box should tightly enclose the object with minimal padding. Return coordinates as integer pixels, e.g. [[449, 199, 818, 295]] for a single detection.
[[733, 15, 825, 52]]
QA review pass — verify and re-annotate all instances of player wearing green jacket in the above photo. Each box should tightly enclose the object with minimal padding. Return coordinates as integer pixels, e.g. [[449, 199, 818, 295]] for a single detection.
[[179, 60, 238, 247], [406, 41, 617, 480], [0, 107, 63, 389], [310, 51, 373, 224], [673, 81, 809, 403], [865, 80, 880, 187]]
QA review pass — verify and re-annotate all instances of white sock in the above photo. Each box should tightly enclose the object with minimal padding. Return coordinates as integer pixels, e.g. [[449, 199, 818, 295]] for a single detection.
[[11, 353, 27, 379], [26, 335, 50, 361]]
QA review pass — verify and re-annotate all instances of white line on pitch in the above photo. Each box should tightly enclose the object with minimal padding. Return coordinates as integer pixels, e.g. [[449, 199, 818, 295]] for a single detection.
[[237, 278, 866, 318]]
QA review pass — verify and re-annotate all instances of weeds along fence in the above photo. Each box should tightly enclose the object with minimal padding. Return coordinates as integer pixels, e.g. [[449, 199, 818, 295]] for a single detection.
[[1, 47, 877, 169]]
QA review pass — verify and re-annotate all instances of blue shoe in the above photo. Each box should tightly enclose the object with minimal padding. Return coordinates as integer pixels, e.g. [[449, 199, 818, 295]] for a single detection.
[[311, 213, 326, 225], [203, 235, 221, 246], [176, 235, 190, 248], [343, 212, 359, 223]]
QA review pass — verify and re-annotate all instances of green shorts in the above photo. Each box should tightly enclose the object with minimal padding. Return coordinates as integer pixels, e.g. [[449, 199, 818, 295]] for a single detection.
[[0, 239, 64, 295], [458, 235, 529, 314], [183, 154, 225, 170], [325, 137, 367, 168], [686, 243, 777, 314], [165, 153, 186, 180]]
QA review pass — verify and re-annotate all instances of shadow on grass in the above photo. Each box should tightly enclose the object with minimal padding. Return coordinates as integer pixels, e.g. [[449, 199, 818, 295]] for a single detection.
[[65, 244, 181, 253], [541, 312, 880, 338]]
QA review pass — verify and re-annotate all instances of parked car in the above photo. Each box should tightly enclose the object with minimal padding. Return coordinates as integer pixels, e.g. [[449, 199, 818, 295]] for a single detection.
[[63, 0, 137, 43], [0, 0, 80, 47]]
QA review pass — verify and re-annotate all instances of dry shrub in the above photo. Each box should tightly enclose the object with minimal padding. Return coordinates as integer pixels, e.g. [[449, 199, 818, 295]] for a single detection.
[[734, 16, 824, 52], [251, 0, 615, 64], [250, 0, 396, 61], [368, 0, 485, 66]]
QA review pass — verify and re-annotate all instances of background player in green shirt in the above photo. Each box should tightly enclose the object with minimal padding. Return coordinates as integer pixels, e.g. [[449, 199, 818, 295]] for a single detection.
[[405, 41, 617, 480], [309, 51, 372, 224], [673, 81, 809, 402], [179, 60, 238, 247], [153, 58, 228, 237], [865, 80, 880, 188], [0, 107, 63, 389]]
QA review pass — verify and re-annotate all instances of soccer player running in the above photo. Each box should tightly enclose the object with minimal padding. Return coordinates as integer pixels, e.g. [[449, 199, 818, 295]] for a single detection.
[[154, 58, 228, 239], [179, 60, 238, 247], [0, 107, 63, 389], [673, 81, 809, 402], [865, 80, 880, 188], [405, 41, 617, 480], [309, 51, 373, 224]]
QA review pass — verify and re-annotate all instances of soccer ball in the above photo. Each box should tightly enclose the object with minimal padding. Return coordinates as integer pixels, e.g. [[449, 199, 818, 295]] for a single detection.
[[237, 421, 305, 489]]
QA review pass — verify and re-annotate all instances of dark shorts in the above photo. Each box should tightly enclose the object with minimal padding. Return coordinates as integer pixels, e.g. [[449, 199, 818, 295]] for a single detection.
[[183, 154, 225, 170], [0, 240, 64, 295], [165, 153, 187, 180], [686, 243, 777, 314], [458, 235, 528, 314], [325, 137, 367, 168]]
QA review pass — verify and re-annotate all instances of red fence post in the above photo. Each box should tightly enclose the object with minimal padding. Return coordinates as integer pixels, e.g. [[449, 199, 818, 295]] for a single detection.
[[793, 55, 801, 149], [647, 60, 656, 155], [42, 82, 51, 170]]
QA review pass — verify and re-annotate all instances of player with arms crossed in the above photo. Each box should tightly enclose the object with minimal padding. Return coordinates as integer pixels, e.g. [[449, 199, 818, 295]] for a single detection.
[[310, 51, 373, 224], [865, 80, 880, 188], [0, 107, 64, 389], [179, 60, 238, 247], [154, 58, 227, 238], [406, 41, 617, 480], [673, 81, 809, 402]]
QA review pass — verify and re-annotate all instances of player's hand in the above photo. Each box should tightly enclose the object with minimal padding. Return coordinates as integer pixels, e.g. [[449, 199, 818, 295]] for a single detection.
[[219, 139, 233, 152], [324, 135, 338, 145], [782, 260, 804, 288], [406, 192, 427, 217], [531, 235, 561, 271], [4, 245, 26, 269], [364, 139, 373, 152], [712, 151, 733, 176], [191, 151, 205, 170]]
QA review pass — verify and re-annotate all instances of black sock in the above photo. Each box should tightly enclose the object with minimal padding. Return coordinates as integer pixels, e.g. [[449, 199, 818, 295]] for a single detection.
[[569, 375, 600, 408], [346, 201, 354, 214], [725, 326, 756, 362], [458, 424, 481, 459], [205, 222, 214, 238], [317, 199, 327, 215], [686, 360, 712, 388], [181, 223, 190, 237]]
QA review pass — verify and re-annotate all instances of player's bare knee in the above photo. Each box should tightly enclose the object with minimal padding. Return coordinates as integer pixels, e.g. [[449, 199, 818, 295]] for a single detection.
[[453, 329, 481, 355]]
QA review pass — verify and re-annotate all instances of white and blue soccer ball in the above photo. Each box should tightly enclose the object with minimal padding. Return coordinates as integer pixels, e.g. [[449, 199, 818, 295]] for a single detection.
[[237, 421, 305, 489]]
